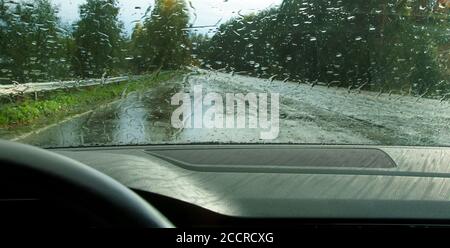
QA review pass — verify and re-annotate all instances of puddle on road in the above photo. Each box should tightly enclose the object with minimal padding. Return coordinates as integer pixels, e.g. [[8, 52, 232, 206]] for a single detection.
[[18, 82, 183, 147]]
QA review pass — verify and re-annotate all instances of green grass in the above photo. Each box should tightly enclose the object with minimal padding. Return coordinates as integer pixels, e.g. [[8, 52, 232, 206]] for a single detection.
[[0, 70, 182, 129]]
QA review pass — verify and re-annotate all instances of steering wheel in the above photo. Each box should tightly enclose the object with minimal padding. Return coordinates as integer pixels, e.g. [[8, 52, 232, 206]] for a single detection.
[[0, 140, 174, 228]]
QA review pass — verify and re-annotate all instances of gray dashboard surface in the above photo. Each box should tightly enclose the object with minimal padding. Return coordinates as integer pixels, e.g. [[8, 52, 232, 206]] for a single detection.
[[54, 145, 450, 220], [145, 147, 396, 171]]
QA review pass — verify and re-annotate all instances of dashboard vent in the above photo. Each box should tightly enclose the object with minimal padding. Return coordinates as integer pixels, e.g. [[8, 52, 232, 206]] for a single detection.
[[145, 146, 396, 172]]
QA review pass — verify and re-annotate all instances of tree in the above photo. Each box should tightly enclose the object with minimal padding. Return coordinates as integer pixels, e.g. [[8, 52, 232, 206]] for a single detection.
[[0, 0, 71, 84], [132, 0, 190, 72], [72, 0, 124, 78], [129, 22, 148, 73], [190, 32, 210, 67], [0, 0, 14, 84]]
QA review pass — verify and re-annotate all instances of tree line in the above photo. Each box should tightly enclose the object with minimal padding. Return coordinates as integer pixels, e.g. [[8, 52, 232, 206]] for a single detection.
[[199, 0, 450, 96], [0, 0, 449, 98], [0, 0, 191, 84]]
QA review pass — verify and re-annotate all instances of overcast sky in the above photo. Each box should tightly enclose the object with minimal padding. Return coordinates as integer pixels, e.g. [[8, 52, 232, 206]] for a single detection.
[[50, 0, 282, 35]]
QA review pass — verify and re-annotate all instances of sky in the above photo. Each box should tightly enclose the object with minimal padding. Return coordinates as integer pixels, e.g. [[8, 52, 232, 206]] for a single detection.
[[50, 0, 282, 35]]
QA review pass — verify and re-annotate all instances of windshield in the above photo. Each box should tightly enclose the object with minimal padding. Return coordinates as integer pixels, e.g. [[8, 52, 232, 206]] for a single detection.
[[0, 0, 449, 148]]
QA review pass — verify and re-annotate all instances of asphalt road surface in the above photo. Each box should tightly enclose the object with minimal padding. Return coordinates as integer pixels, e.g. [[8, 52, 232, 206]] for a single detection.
[[13, 70, 450, 147]]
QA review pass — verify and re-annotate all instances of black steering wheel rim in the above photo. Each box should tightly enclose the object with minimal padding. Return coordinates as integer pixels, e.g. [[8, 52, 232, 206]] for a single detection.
[[0, 140, 174, 228]]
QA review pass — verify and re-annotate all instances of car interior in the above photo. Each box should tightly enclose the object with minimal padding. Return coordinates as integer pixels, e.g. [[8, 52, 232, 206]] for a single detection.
[[1, 0, 449, 235], [3, 139, 450, 229]]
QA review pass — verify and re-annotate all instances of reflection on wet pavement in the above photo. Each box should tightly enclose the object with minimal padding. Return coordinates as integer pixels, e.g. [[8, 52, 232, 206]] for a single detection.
[[20, 81, 183, 147]]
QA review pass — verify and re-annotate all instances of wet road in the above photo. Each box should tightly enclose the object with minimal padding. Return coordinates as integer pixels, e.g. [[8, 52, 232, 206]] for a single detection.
[[14, 70, 450, 147]]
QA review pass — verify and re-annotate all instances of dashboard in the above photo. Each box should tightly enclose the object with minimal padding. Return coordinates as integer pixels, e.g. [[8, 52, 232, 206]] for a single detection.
[[44, 144, 450, 228], [3, 144, 450, 228]]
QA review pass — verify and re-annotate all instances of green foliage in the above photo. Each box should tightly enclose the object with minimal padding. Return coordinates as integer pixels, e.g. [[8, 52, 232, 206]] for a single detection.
[[1, 0, 448, 98], [72, 0, 125, 78], [130, 0, 191, 73], [0, 0, 72, 84], [189, 33, 211, 66], [201, 0, 450, 96], [0, 71, 180, 127]]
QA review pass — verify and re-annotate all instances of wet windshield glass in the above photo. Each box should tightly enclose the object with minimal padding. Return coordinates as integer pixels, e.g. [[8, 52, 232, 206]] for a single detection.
[[0, 0, 449, 147]]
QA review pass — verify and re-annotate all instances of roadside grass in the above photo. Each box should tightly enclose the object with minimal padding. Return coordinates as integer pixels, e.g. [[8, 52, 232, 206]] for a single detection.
[[0, 70, 183, 132]]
